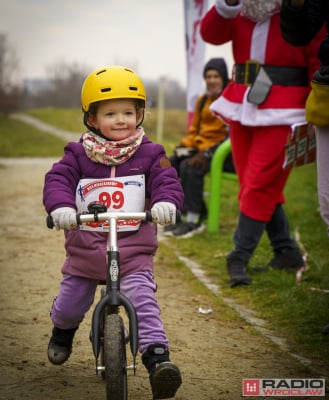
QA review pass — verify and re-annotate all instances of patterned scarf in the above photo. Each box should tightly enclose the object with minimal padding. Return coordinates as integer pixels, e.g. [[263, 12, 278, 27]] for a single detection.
[[82, 128, 144, 166]]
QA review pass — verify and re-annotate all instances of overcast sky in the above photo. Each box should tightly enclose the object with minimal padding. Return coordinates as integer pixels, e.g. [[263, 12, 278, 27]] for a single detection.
[[1, 0, 234, 88]]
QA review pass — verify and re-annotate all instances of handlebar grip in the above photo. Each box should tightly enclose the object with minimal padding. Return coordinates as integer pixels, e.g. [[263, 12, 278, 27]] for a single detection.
[[46, 215, 54, 229], [145, 210, 153, 222], [145, 210, 182, 223]]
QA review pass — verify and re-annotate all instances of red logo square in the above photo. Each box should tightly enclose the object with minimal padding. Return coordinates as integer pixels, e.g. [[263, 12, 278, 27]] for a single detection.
[[243, 379, 260, 396]]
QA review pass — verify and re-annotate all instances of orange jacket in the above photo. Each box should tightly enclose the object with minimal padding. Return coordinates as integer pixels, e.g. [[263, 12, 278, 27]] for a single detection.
[[180, 94, 228, 152]]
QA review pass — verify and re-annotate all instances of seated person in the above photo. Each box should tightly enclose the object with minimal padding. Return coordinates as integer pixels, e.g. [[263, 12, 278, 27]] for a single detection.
[[166, 57, 235, 238]]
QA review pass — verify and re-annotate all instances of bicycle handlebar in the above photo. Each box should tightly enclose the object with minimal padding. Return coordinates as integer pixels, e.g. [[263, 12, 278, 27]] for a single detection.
[[46, 210, 181, 229]]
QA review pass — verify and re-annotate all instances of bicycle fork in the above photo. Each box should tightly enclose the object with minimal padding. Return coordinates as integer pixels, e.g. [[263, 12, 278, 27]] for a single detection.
[[91, 215, 139, 374], [91, 291, 139, 372]]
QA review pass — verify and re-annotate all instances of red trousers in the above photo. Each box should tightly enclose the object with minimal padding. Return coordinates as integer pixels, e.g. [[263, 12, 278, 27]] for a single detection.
[[230, 122, 291, 222]]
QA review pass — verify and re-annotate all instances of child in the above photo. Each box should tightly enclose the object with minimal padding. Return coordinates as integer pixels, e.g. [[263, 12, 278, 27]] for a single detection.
[[43, 66, 183, 399]]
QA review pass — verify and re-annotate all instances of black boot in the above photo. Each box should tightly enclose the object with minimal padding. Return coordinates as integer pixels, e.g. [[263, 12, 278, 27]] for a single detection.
[[266, 204, 305, 271], [269, 247, 305, 271], [227, 255, 252, 287], [142, 344, 182, 399], [227, 212, 266, 287], [48, 326, 77, 365]]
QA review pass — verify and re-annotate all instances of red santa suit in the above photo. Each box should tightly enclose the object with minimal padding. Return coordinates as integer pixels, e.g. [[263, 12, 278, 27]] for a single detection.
[[200, 1, 324, 221]]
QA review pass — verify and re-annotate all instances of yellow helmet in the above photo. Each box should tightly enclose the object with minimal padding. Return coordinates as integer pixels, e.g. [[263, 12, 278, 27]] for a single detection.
[[81, 66, 146, 112]]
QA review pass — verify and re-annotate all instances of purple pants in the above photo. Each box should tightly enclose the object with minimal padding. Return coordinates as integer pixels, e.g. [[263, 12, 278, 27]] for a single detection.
[[50, 270, 169, 353]]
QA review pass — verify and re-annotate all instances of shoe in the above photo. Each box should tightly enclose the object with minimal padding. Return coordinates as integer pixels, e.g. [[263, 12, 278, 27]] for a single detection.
[[269, 247, 305, 272], [142, 344, 182, 399], [172, 221, 205, 238], [48, 326, 77, 365], [150, 362, 182, 399], [227, 256, 252, 288], [163, 223, 179, 237]]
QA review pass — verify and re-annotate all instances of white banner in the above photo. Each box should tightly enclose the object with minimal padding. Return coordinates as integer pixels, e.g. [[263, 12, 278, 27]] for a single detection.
[[184, 0, 208, 126]]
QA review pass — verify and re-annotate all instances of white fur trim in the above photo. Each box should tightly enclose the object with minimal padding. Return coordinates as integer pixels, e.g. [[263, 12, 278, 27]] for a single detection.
[[215, 0, 241, 18], [210, 95, 306, 127]]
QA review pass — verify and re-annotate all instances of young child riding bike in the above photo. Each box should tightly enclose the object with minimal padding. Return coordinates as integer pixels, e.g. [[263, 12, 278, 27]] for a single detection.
[[43, 65, 183, 399]]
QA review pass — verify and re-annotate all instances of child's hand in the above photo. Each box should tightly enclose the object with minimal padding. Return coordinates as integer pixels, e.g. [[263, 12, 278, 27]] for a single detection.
[[50, 207, 77, 230], [151, 202, 176, 225]]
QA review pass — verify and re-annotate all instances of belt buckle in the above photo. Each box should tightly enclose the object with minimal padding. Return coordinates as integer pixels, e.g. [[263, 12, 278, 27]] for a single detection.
[[244, 60, 260, 86]]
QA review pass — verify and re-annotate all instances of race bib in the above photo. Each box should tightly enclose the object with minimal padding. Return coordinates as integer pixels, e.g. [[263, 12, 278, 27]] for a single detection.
[[76, 175, 145, 232]]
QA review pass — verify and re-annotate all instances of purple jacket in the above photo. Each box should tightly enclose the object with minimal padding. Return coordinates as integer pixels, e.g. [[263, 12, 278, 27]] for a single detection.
[[43, 135, 184, 280]]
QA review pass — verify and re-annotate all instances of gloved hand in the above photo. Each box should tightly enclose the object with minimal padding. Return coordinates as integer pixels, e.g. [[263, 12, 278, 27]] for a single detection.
[[187, 151, 209, 171], [151, 202, 176, 225], [50, 207, 77, 230]]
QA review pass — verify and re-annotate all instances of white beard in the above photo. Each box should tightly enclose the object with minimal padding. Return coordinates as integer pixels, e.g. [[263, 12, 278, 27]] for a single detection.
[[241, 0, 282, 22]]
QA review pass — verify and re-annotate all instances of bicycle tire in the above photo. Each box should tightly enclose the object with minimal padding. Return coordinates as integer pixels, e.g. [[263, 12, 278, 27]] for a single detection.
[[104, 313, 128, 400]]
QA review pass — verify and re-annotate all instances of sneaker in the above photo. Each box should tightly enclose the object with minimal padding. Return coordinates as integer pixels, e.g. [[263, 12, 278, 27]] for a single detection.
[[172, 221, 205, 238], [142, 344, 182, 399], [150, 362, 182, 399], [48, 326, 77, 365], [163, 223, 179, 237], [227, 256, 252, 288]]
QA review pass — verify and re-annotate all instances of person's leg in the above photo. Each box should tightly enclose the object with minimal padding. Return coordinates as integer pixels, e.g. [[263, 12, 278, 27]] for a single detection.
[[235, 124, 291, 221], [172, 158, 208, 238], [121, 270, 168, 352], [227, 212, 265, 286], [264, 203, 305, 271], [164, 154, 186, 236], [227, 123, 293, 286], [315, 127, 329, 333], [179, 157, 209, 218], [121, 270, 182, 398], [48, 274, 98, 365], [169, 154, 182, 176], [316, 126, 329, 235]]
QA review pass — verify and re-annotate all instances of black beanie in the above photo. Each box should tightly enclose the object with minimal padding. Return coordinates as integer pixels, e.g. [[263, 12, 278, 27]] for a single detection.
[[203, 58, 229, 88]]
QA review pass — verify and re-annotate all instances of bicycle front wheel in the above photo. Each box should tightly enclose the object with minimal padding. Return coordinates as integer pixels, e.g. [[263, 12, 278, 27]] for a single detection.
[[104, 313, 128, 400]]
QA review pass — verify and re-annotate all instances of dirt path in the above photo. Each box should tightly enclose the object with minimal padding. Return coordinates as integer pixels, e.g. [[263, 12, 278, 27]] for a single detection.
[[0, 158, 326, 400]]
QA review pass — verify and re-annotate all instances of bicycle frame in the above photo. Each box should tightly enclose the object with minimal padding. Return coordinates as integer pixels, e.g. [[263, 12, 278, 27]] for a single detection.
[[77, 210, 153, 374]]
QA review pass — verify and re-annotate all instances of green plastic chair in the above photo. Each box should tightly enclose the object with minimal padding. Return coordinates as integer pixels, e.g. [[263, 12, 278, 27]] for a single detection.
[[207, 139, 238, 233]]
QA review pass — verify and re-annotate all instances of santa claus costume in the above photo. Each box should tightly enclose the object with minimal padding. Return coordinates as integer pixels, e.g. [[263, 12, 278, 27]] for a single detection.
[[200, 0, 325, 287]]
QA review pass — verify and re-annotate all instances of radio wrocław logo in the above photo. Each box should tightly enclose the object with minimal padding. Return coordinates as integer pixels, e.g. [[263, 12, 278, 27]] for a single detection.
[[242, 379, 325, 397]]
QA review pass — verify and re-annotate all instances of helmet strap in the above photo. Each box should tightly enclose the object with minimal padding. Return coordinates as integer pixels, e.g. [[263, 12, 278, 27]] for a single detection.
[[136, 109, 145, 128]]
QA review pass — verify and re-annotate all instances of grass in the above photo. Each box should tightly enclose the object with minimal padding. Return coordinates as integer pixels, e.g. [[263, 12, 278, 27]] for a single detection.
[[2, 108, 329, 375], [25, 107, 187, 154], [0, 113, 67, 157]]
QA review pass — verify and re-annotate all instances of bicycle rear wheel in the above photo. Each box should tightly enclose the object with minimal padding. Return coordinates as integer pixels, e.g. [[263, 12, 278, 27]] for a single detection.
[[104, 313, 128, 400]]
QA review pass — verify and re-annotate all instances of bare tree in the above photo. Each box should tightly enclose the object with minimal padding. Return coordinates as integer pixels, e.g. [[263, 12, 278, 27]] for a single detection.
[[22, 58, 186, 110], [0, 33, 22, 113], [45, 61, 91, 108]]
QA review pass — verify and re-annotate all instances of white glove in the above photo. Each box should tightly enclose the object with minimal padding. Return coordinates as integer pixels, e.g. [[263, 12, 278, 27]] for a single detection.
[[151, 202, 176, 225], [50, 207, 77, 230]]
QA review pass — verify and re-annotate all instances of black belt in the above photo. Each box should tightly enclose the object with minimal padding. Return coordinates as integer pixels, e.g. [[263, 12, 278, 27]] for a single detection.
[[234, 62, 308, 86]]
